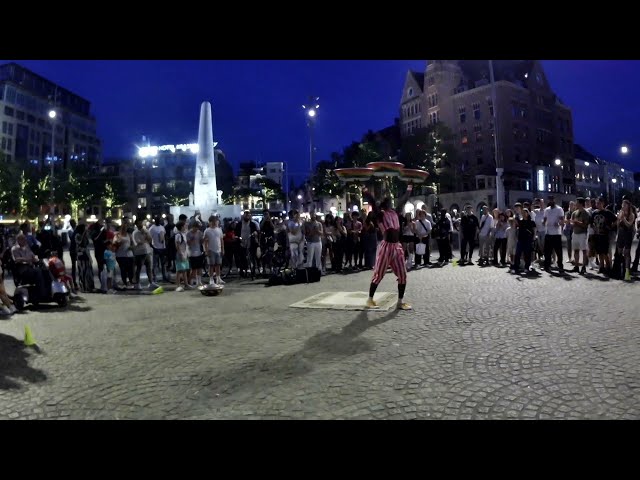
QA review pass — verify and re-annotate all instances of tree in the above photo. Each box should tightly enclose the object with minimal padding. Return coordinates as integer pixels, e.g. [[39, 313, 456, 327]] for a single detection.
[[255, 177, 284, 206], [310, 160, 345, 197], [399, 123, 460, 194], [157, 180, 191, 207], [101, 177, 128, 217]]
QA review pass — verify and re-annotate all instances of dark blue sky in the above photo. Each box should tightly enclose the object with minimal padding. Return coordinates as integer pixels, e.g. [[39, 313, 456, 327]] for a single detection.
[[4, 60, 639, 184]]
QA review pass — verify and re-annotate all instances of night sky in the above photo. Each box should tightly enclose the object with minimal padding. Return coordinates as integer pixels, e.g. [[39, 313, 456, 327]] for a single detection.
[[3, 60, 639, 184]]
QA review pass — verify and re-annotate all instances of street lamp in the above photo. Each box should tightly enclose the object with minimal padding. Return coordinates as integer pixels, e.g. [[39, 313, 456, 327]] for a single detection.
[[48, 109, 57, 213], [621, 145, 629, 155], [488, 61, 504, 210], [302, 96, 320, 176], [554, 158, 562, 166]]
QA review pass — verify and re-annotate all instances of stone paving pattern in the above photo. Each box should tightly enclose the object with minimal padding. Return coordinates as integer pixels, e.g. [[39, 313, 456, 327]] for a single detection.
[[1, 260, 639, 420]]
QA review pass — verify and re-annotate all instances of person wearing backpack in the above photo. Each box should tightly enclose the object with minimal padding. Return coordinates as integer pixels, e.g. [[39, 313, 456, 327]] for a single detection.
[[174, 221, 190, 292]]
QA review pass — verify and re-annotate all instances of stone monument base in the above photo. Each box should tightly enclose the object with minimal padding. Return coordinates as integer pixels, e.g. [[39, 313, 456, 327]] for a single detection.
[[170, 204, 242, 222]]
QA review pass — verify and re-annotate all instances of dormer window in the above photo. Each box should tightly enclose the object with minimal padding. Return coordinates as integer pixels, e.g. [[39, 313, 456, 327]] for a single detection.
[[407, 87, 414, 98]]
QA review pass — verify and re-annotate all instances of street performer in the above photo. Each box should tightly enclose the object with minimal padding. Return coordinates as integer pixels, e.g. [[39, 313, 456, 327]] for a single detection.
[[363, 183, 414, 310]]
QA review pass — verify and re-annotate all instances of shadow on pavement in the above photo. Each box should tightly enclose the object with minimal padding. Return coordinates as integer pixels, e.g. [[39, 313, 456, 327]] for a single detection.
[[195, 309, 400, 404], [0, 333, 47, 390]]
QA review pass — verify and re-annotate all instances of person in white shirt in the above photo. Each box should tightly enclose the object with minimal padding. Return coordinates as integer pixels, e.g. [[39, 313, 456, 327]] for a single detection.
[[414, 209, 432, 267], [149, 217, 169, 283], [542, 195, 565, 273], [203, 216, 225, 286], [133, 219, 157, 289], [478, 206, 494, 266], [287, 209, 305, 269], [533, 198, 546, 263]]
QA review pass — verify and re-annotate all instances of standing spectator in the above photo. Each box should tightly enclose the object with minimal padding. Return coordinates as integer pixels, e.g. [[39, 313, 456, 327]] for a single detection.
[[401, 212, 416, 271], [512, 208, 536, 274], [414, 209, 431, 268], [133, 218, 156, 289], [533, 199, 546, 264], [114, 222, 135, 288], [361, 211, 378, 270], [542, 195, 565, 273], [493, 212, 508, 266], [103, 240, 117, 293], [165, 214, 177, 275], [505, 217, 518, 266], [305, 212, 323, 270], [564, 201, 576, 265], [68, 219, 78, 290], [435, 209, 452, 266], [203, 216, 224, 286], [478, 206, 494, 266], [460, 205, 479, 265], [186, 220, 205, 287], [332, 216, 346, 273], [149, 217, 169, 283], [75, 223, 95, 292], [616, 199, 636, 281], [570, 197, 590, 275], [590, 197, 617, 275], [287, 210, 304, 269], [174, 221, 190, 291], [93, 218, 114, 275]]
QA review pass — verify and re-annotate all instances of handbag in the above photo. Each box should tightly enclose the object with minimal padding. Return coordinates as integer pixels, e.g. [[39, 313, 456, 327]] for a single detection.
[[416, 242, 426, 255]]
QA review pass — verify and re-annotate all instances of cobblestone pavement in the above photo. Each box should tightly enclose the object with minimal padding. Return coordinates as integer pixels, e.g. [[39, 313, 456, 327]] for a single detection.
[[1, 259, 639, 420]]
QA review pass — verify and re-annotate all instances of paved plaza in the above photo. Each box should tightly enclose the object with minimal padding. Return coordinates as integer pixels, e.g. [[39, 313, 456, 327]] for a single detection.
[[1, 259, 639, 420]]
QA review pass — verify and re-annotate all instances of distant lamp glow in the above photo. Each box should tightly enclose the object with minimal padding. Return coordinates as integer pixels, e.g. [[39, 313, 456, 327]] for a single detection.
[[307, 109, 316, 118], [146, 214, 151, 219], [524, 73, 528, 78], [584, 161, 589, 166], [48, 110, 56, 119], [297, 195, 302, 200], [162, 213, 166, 218], [621, 145, 629, 155], [554, 158, 562, 166], [621, 168, 625, 172], [612, 179, 617, 184], [189, 145, 199, 154]]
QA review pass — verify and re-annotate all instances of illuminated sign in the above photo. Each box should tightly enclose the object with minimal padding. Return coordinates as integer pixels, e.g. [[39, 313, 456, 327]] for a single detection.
[[138, 142, 218, 158]]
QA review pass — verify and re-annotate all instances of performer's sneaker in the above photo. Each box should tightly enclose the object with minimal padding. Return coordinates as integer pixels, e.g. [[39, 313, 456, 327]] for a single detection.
[[365, 298, 379, 308], [397, 302, 413, 311]]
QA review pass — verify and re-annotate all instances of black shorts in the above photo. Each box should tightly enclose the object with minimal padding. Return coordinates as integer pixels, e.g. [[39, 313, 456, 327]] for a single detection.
[[189, 255, 205, 269], [402, 235, 417, 244], [593, 235, 609, 255]]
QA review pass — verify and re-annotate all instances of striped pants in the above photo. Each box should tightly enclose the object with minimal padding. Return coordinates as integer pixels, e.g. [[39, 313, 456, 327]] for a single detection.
[[371, 240, 407, 285]]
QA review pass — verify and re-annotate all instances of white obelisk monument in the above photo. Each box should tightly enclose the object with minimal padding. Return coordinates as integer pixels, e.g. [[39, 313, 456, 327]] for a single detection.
[[170, 102, 241, 220]]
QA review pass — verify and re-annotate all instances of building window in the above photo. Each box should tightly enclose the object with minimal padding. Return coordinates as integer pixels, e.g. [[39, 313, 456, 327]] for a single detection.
[[473, 102, 481, 120], [475, 148, 483, 165], [407, 87, 414, 98], [478, 178, 486, 189], [1, 137, 5, 150], [5, 154, 10, 162], [16, 110, 25, 120], [152, 183, 162, 193], [166, 179, 176, 189], [459, 106, 466, 124], [460, 129, 468, 145], [137, 183, 147, 193], [513, 124, 520, 140], [4, 106, 14, 117], [138, 197, 147, 208], [1, 122, 6, 134], [6, 138, 12, 151], [428, 77, 434, 86]]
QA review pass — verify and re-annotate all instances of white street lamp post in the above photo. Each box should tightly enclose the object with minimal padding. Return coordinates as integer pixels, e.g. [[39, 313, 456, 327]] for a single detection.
[[488, 61, 504, 210], [49, 109, 57, 213], [302, 97, 320, 177]]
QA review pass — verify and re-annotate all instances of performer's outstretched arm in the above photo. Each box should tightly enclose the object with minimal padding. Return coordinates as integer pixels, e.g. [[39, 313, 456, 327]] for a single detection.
[[394, 184, 413, 214]]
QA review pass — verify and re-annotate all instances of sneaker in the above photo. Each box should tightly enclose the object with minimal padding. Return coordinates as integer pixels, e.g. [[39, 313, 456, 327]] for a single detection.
[[217, 277, 225, 285], [175, 286, 185, 292], [365, 298, 378, 309], [107, 289, 116, 295], [571, 266, 580, 273], [0, 305, 12, 315], [133, 283, 142, 290], [580, 266, 586, 275], [9, 304, 18, 314], [625, 270, 632, 282], [397, 302, 413, 311]]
